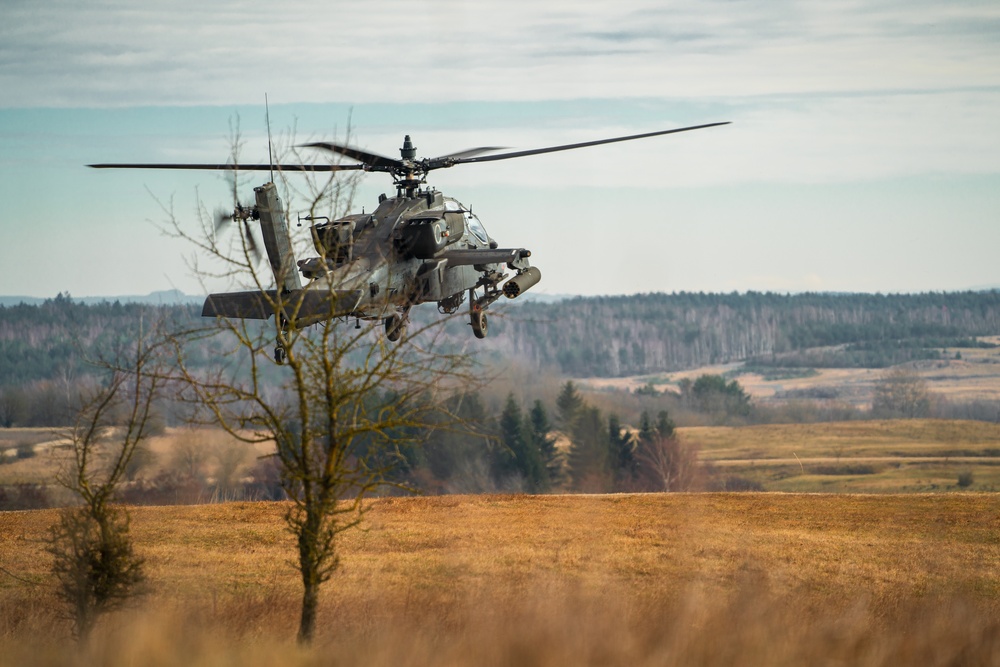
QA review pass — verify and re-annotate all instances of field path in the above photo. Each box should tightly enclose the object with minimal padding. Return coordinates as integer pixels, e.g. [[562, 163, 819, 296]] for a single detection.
[[708, 455, 1000, 467]]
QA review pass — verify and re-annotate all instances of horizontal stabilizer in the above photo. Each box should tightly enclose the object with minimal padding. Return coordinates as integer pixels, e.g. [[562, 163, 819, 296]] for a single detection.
[[202, 289, 364, 321], [202, 291, 276, 319]]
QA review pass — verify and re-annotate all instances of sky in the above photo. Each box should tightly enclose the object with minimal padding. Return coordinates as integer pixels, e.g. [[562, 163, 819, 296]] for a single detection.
[[1, 0, 998, 298]]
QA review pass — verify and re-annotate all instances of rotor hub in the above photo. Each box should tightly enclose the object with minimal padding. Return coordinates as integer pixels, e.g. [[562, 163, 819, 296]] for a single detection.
[[400, 135, 417, 160]]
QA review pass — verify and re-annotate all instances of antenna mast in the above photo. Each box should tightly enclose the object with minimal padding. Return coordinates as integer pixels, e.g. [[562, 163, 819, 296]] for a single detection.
[[265, 93, 274, 183]]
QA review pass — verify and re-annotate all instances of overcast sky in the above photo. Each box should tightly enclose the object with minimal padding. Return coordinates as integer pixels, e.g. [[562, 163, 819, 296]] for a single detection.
[[1, 0, 998, 298]]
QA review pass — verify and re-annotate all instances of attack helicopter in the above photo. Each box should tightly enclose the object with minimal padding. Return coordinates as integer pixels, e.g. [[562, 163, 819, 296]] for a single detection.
[[90, 121, 729, 362]]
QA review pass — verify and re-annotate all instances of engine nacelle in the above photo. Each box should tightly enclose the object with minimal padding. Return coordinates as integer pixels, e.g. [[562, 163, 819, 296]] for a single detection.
[[313, 214, 368, 264], [502, 266, 542, 298]]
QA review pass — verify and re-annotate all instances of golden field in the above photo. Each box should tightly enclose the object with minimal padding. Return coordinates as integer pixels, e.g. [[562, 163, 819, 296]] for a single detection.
[[681, 419, 1000, 492], [582, 336, 1000, 406], [2, 492, 1000, 665]]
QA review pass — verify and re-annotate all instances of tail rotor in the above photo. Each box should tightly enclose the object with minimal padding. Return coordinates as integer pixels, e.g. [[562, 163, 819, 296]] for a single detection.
[[214, 201, 263, 265]]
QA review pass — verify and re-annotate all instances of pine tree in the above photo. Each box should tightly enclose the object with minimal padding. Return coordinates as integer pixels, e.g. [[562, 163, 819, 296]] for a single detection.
[[608, 413, 635, 489], [527, 399, 561, 486], [655, 410, 675, 439], [638, 410, 655, 444], [495, 393, 547, 492], [555, 381, 584, 434], [634, 408, 696, 492], [567, 405, 611, 492]]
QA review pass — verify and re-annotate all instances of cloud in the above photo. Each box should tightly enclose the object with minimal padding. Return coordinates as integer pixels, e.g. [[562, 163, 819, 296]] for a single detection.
[[2, 0, 999, 297], [2, 0, 998, 108]]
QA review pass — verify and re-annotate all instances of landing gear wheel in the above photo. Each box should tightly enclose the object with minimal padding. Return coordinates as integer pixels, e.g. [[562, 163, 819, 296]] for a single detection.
[[471, 308, 488, 339], [274, 346, 286, 364], [385, 314, 406, 342]]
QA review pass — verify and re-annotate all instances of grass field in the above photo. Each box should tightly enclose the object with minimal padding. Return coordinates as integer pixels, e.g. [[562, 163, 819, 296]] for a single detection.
[[681, 419, 1000, 492], [2, 493, 1000, 665], [583, 337, 1000, 406]]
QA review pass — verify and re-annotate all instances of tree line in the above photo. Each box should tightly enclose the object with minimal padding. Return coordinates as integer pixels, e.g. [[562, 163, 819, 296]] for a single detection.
[[4, 291, 1000, 392], [476, 290, 1000, 376], [4, 375, 749, 511], [390, 382, 698, 495]]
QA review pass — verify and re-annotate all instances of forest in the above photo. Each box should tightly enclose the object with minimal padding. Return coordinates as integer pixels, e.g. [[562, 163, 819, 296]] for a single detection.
[[7, 290, 1000, 388], [475, 290, 1000, 375], [4, 290, 1000, 425]]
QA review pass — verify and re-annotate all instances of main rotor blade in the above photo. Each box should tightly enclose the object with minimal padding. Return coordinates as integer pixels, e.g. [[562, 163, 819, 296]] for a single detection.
[[299, 142, 405, 171], [441, 122, 731, 167], [88, 163, 365, 172], [431, 146, 507, 161], [424, 146, 507, 170]]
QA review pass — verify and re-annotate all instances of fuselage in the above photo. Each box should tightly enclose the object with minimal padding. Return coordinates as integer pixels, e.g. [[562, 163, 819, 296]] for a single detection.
[[298, 190, 497, 321]]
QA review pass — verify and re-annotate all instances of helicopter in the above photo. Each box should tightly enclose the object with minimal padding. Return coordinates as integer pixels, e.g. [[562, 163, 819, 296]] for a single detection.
[[90, 121, 729, 362]]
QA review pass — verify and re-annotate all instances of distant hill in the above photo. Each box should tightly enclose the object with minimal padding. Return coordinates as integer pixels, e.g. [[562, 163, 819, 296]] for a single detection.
[[0, 289, 204, 308]]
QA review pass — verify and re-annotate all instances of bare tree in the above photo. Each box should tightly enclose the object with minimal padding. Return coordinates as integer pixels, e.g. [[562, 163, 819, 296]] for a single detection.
[[635, 432, 700, 492], [212, 440, 251, 499], [872, 367, 931, 418], [173, 290, 473, 645], [47, 322, 167, 641], [162, 123, 477, 644]]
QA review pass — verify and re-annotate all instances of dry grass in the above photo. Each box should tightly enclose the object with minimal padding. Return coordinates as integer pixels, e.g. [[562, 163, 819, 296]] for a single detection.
[[0, 427, 265, 489], [687, 419, 1000, 460], [2, 493, 1000, 665], [683, 419, 1000, 492], [582, 339, 1000, 406], [0, 429, 69, 486]]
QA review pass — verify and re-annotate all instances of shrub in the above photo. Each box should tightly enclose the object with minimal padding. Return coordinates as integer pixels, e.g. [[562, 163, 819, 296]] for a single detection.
[[0, 483, 52, 510], [15, 444, 37, 460], [713, 476, 764, 492], [812, 465, 877, 476], [957, 471, 974, 488]]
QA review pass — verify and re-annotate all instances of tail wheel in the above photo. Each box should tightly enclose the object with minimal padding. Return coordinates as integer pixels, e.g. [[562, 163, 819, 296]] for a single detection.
[[385, 314, 406, 342], [471, 308, 488, 339]]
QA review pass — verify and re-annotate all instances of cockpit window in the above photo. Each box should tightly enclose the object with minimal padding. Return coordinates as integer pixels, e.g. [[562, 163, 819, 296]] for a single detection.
[[465, 212, 489, 244]]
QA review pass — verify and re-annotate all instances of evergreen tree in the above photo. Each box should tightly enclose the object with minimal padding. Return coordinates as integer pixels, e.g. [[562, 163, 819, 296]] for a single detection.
[[567, 405, 611, 492], [527, 399, 561, 486], [689, 375, 752, 421], [494, 393, 547, 492], [555, 381, 584, 434], [638, 409, 674, 443], [608, 413, 635, 489], [638, 410, 656, 444], [655, 410, 675, 439], [420, 392, 494, 488], [634, 407, 696, 492]]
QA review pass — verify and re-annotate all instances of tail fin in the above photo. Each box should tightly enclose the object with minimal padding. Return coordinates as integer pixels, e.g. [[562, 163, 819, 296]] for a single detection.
[[254, 182, 302, 292]]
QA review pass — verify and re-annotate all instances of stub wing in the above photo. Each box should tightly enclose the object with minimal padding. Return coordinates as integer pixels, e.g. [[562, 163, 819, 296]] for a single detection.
[[202, 289, 364, 321], [442, 248, 531, 268]]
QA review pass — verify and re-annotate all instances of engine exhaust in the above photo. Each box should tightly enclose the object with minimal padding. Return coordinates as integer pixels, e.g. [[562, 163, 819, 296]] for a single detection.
[[502, 266, 542, 299]]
